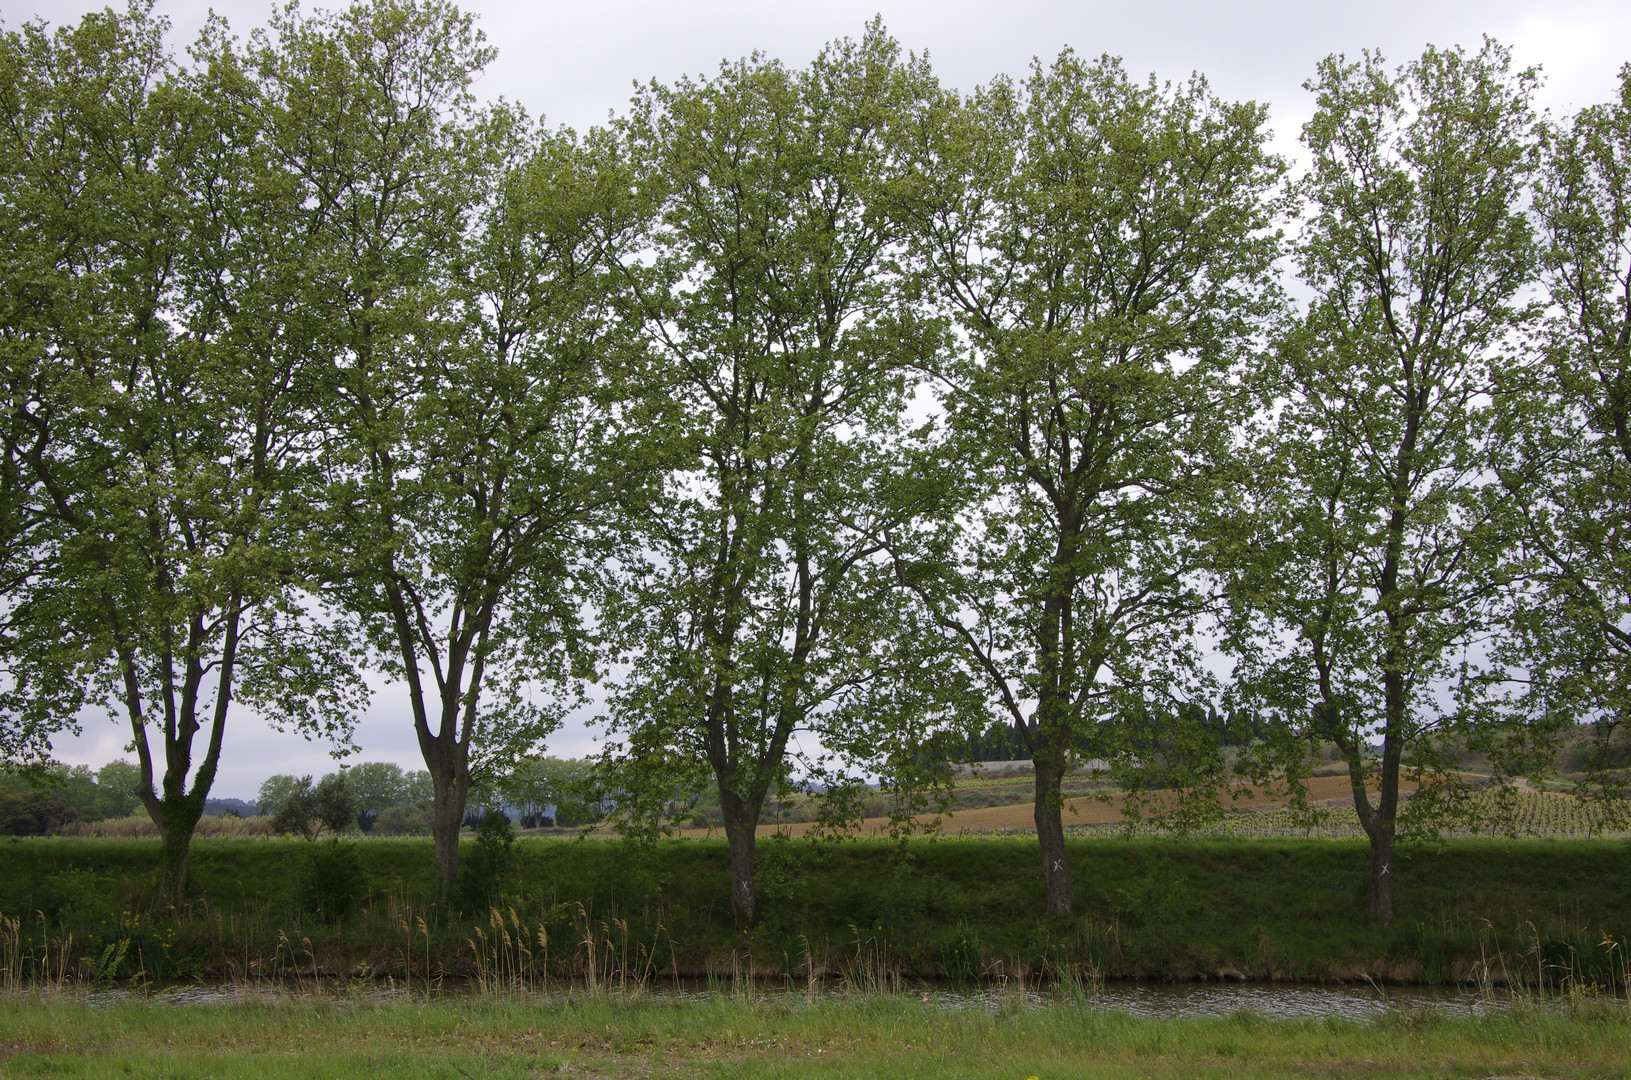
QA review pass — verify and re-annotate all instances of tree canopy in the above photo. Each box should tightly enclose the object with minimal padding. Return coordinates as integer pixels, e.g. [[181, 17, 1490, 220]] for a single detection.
[[599, 22, 956, 926], [1226, 41, 1542, 923], [2, 2, 1626, 930], [903, 50, 1285, 914]]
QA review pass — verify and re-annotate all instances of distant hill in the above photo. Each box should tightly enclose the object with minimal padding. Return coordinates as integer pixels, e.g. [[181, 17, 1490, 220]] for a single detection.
[[204, 798, 258, 817]]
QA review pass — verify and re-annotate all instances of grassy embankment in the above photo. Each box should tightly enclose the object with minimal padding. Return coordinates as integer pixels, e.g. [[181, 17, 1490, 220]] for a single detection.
[[5, 834, 1631, 989], [3, 994, 1631, 1079]]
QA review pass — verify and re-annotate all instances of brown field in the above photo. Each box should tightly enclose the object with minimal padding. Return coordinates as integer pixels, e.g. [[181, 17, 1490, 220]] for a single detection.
[[673, 774, 1430, 838], [58, 812, 273, 839]]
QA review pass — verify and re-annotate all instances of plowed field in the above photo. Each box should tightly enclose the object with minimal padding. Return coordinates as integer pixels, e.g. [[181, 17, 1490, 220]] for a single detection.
[[679, 774, 1426, 838]]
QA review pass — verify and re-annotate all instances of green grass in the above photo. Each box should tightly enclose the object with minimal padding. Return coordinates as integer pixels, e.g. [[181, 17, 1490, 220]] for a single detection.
[[2, 993, 1630, 1078], [5, 834, 1631, 987]]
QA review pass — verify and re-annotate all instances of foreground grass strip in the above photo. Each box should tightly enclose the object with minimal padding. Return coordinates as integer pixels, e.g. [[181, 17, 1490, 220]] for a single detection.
[[3, 994, 1630, 1079]]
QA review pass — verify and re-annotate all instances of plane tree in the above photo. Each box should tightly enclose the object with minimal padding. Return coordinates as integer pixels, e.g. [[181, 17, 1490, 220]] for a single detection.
[[1225, 42, 1542, 923], [0, 5, 360, 898], [1495, 64, 1631, 810], [902, 51, 1285, 915], [599, 24, 955, 927], [262, 0, 651, 901]]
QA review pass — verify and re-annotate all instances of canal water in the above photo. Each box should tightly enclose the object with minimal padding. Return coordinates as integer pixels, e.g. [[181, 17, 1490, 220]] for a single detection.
[[76, 978, 1594, 1020]]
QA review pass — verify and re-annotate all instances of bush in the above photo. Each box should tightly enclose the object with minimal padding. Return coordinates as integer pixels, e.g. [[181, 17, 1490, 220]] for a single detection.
[[268, 773, 365, 839], [270, 777, 317, 838], [0, 790, 78, 835], [257, 774, 309, 818], [375, 800, 433, 836], [310, 841, 370, 921], [458, 812, 515, 912]]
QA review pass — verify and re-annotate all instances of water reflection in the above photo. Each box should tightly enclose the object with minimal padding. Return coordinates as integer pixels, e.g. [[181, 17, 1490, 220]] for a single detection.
[[76, 978, 1566, 1021]]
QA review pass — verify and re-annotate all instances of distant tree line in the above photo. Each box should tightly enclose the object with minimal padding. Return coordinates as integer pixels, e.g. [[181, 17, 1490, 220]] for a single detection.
[[3, 0, 1629, 928], [0, 760, 138, 834]]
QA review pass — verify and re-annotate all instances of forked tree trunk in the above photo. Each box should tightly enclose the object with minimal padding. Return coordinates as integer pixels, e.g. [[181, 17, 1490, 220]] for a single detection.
[[390, 583, 484, 907], [154, 800, 205, 902], [1033, 753, 1074, 915], [1345, 736, 1401, 926], [126, 606, 238, 909], [136, 766, 212, 907]]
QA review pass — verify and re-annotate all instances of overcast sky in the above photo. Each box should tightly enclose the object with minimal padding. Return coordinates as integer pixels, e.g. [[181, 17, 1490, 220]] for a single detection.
[[18, 0, 1630, 797]]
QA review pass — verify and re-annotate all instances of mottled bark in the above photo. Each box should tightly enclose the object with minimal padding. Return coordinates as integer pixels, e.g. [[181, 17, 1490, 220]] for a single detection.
[[1368, 820, 1397, 924], [429, 772, 470, 904], [1032, 753, 1074, 915], [721, 788, 763, 927]]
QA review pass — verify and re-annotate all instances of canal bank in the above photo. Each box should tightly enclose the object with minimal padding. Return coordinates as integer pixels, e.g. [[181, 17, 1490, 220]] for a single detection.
[[5, 835, 1630, 989]]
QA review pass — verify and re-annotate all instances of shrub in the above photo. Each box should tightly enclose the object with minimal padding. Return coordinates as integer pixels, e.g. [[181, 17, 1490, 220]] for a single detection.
[[375, 801, 433, 836], [0, 791, 78, 835], [270, 777, 317, 839], [310, 841, 369, 921], [458, 812, 515, 912]]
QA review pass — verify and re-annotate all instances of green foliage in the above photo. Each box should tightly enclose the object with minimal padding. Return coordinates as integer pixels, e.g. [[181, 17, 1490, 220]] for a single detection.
[[374, 801, 434, 836], [3, 0, 1629, 943], [1226, 40, 1543, 921], [1497, 64, 1631, 810], [257, 775, 308, 820], [309, 842, 369, 921], [937, 921, 981, 980], [84, 935, 130, 985], [312, 774, 363, 838], [264, 772, 363, 839], [343, 763, 434, 814], [0, 789, 75, 835], [92, 761, 140, 819], [0, 0, 366, 899], [0, 761, 140, 824], [750, 831, 799, 915], [496, 757, 602, 827], [8, 834, 1631, 990], [457, 813, 516, 913], [903, 48, 1286, 912], [269, 777, 317, 840], [601, 18, 957, 926], [258, 0, 649, 901]]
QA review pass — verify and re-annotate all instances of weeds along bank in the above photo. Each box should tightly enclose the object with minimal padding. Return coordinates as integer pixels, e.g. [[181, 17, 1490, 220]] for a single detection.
[[4, 836, 1631, 989]]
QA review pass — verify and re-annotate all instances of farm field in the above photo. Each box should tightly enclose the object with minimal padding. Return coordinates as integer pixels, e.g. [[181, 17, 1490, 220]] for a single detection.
[[703, 777, 1625, 839], [2, 994, 1629, 1079]]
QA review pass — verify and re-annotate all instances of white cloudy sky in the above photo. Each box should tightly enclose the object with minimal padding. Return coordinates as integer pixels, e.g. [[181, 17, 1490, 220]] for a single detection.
[[17, 0, 1630, 797]]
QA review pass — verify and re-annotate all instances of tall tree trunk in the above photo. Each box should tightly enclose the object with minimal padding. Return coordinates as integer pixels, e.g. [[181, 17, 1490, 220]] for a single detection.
[[1033, 752, 1074, 915], [421, 716, 470, 904], [1367, 710, 1403, 924], [1028, 552, 1079, 918], [720, 787, 762, 928], [430, 774, 468, 904], [1368, 817, 1397, 924], [1345, 734, 1400, 925], [157, 801, 204, 900]]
